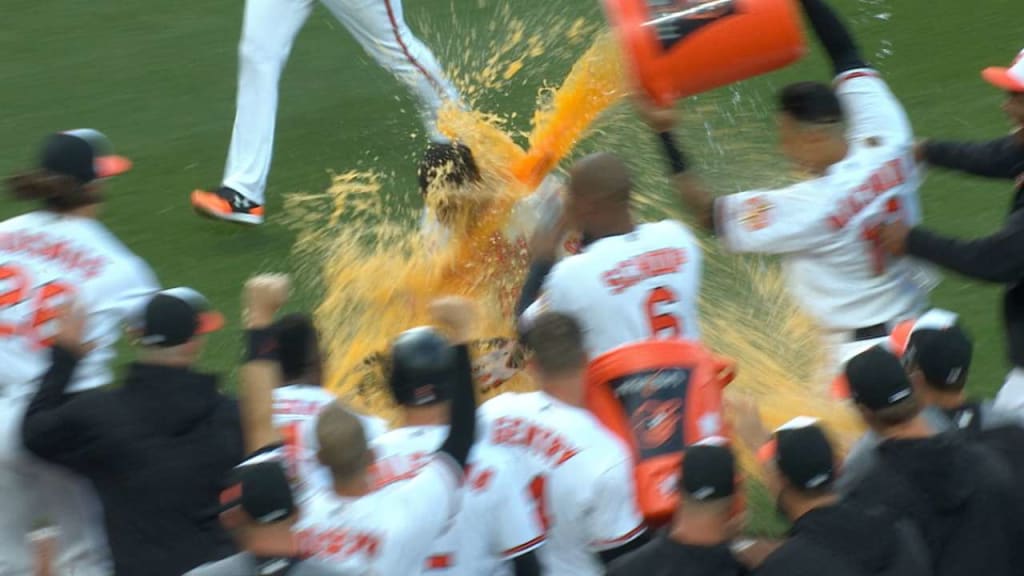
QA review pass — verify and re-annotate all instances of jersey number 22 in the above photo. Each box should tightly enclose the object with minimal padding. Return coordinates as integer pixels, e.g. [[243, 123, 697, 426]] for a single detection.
[[0, 264, 76, 349]]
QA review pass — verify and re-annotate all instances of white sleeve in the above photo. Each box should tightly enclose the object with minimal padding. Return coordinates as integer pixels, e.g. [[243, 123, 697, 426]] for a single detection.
[[835, 68, 912, 147], [586, 458, 646, 551], [714, 184, 830, 255], [518, 261, 577, 331], [492, 456, 545, 559]]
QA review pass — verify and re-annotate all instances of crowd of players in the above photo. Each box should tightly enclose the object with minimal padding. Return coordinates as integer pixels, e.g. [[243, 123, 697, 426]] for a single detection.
[[3, 0, 1024, 574]]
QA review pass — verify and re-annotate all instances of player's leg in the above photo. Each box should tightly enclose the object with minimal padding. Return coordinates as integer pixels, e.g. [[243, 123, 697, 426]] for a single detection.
[[0, 396, 41, 576], [994, 368, 1024, 415], [191, 0, 314, 224], [32, 460, 112, 576], [321, 0, 461, 141]]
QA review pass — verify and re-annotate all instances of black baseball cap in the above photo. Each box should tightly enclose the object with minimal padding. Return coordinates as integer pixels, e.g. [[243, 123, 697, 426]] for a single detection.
[[217, 462, 295, 524], [136, 287, 224, 347], [845, 346, 914, 410], [768, 417, 835, 490], [681, 437, 737, 501], [905, 325, 973, 389], [40, 129, 132, 184]]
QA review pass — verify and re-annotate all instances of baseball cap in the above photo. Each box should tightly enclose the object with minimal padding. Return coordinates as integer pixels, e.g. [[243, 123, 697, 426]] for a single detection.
[[136, 287, 225, 347], [217, 462, 295, 524], [983, 49, 1024, 93], [888, 309, 959, 357], [762, 417, 836, 490], [681, 437, 736, 501], [845, 346, 915, 410], [40, 129, 132, 184], [905, 325, 973, 389]]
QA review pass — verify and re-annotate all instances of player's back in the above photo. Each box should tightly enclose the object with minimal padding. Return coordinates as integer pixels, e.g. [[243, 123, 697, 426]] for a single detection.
[[371, 425, 544, 575], [0, 210, 157, 393], [480, 392, 645, 576], [539, 220, 701, 357]]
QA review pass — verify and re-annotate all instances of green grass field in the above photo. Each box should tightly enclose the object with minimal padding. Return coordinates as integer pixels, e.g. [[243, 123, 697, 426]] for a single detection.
[[3, 0, 1022, 534]]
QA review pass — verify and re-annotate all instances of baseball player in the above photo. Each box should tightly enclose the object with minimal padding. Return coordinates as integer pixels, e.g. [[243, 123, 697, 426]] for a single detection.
[[479, 312, 648, 575], [518, 151, 703, 358], [271, 313, 387, 492], [238, 277, 480, 575], [638, 0, 931, 380], [370, 326, 545, 575], [0, 129, 159, 575], [191, 0, 461, 225]]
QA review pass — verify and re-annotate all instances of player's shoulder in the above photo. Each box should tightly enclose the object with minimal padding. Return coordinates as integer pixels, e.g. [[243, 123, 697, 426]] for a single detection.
[[642, 219, 697, 240], [479, 391, 535, 418]]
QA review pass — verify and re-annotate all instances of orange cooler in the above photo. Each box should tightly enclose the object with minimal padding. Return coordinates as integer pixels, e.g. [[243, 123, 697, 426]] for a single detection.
[[586, 340, 736, 525], [604, 0, 806, 105]]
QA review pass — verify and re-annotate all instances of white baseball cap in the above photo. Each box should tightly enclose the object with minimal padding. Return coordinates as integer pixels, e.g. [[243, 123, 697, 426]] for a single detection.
[[982, 48, 1024, 92]]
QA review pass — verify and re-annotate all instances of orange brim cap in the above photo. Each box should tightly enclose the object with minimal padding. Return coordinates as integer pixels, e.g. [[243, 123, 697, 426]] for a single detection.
[[197, 310, 225, 335], [982, 67, 1024, 92], [94, 154, 133, 178]]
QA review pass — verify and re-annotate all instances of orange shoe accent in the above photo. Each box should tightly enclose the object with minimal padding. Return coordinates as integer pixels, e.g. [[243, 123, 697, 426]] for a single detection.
[[190, 189, 264, 225]]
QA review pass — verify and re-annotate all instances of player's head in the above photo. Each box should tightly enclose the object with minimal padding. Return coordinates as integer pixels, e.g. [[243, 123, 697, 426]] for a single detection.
[[757, 418, 837, 521], [567, 152, 633, 240], [776, 82, 848, 172], [316, 401, 373, 487], [522, 312, 587, 397], [902, 324, 973, 403], [418, 142, 482, 225], [845, 346, 923, 431], [981, 48, 1024, 129], [275, 313, 322, 386], [6, 129, 131, 215], [387, 327, 455, 415], [133, 287, 224, 365], [675, 439, 744, 541]]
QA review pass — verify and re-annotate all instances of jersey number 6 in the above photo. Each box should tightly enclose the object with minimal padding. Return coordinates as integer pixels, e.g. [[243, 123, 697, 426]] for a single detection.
[[0, 264, 76, 349], [646, 286, 681, 338]]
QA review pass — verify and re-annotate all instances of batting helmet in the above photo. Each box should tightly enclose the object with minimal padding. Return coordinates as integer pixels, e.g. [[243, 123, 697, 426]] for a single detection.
[[388, 327, 457, 407]]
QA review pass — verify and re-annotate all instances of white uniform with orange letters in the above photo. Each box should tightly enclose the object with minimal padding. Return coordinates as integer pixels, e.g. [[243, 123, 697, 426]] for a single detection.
[[370, 425, 545, 575], [714, 68, 932, 369], [293, 452, 463, 575], [272, 384, 387, 492], [0, 211, 159, 576], [524, 219, 701, 358], [479, 391, 646, 576]]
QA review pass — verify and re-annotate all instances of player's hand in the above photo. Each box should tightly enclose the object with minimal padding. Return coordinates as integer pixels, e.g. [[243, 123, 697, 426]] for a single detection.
[[55, 302, 95, 357], [632, 93, 678, 133], [727, 396, 770, 453], [912, 139, 929, 164], [244, 274, 291, 329], [529, 209, 568, 263], [430, 296, 478, 345], [878, 221, 911, 257]]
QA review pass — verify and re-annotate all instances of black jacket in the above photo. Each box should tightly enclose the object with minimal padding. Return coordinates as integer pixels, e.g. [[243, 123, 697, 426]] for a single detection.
[[22, 346, 244, 576], [755, 504, 930, 576], [910, 136, 1024, 366], [607, 535, 747, 576], [843, 433, 1017, 576]]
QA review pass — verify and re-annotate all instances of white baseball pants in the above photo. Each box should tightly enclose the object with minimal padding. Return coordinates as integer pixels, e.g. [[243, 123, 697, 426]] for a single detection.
[[994, 367, 1024, 415], [222, 0, 460, 205], [0, 393, 111, 576]]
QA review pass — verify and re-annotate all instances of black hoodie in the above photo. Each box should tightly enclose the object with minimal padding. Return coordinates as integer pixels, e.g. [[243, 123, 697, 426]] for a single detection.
[[755, 503, 930, 576], [844, 433, 1017, 576], [23, 346, 245, 576]]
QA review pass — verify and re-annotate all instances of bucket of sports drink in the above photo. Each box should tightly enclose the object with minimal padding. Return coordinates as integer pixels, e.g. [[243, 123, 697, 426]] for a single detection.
[[604, 0, 806, 105], [585, 339, 737, 525]]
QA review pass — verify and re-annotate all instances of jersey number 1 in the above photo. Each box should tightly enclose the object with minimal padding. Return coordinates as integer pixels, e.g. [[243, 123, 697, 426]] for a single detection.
[[0, 264, 76, 349], [860, 197, 904, 276], [646, 286, 681, 338], [529, 474, 551, 532]]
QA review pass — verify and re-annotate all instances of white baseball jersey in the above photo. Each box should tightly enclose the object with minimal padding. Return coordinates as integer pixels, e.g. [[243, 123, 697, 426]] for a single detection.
[[715, 69, 930, 332], [272, 384, 388, 492], [524, 220, 702, 358], [293, 453, 462, 576], [0, 211, 158, 396], [371, 425, 545, 575], [478, 392, 646, 576]]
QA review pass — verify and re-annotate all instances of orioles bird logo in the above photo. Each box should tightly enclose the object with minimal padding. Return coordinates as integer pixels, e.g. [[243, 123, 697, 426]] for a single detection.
[[633, 399, 683, 450]]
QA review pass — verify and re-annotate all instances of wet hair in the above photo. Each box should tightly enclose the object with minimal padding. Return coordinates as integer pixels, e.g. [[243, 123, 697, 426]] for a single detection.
[[779, 82, 844, 126], [6, 170, 100, 212], [417, 142, 481, 196], [275, 313, 321, 383], [523, 312, 587, 376]]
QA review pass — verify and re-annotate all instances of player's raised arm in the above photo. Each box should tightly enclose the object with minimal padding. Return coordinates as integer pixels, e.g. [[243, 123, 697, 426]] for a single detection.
[[430, 297, 479, 470], [797, 0, 865, 76], [240, 274, 291, 455]]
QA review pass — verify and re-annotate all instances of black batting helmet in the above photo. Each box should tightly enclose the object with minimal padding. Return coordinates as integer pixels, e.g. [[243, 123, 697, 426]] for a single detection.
[[388, 327, 456, 406]]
